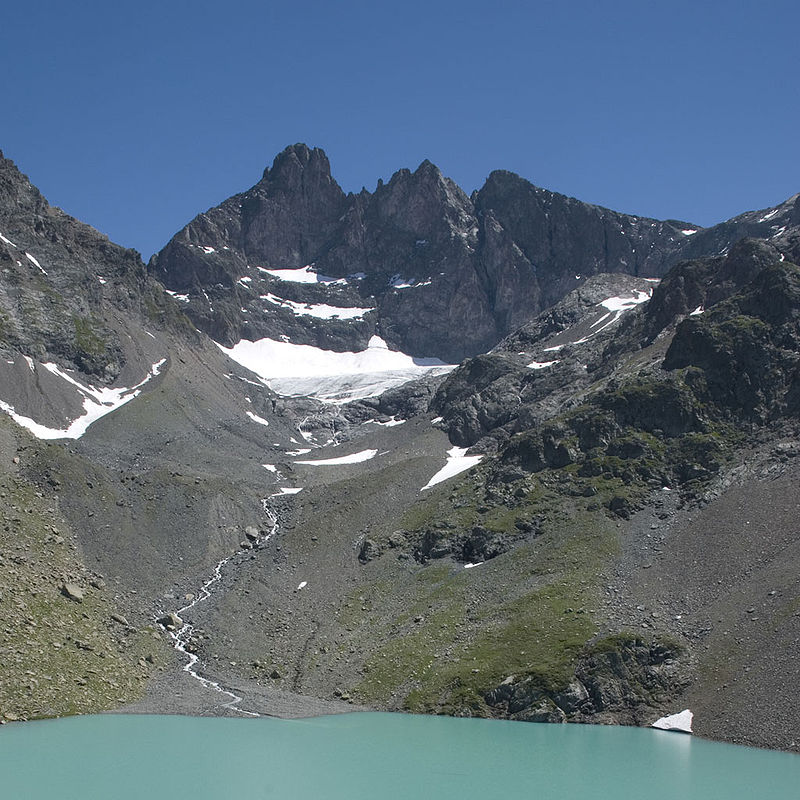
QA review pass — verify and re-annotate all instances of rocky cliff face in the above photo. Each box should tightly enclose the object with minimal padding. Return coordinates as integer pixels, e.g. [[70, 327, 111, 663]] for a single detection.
[[0, 150, 191, 382], [150, 143, 776, 363]]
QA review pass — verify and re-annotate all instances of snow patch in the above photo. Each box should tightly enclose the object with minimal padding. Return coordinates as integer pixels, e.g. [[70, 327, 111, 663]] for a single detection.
[[295, 449, 377, 466], [263, 464, 278, 473], [374, 416, 405, 427], [528, 360, 559, 370], [599, 290, 651, 313], [689, 306, 704, 316], [166, 290, 190, 303], [0, 232, 18, 248], [422, 447, 483, 490], [680, 229, 698, 236], [652, 709, 693, 733], [259, 265, 347, 285], [246, 411, 269, 427], [270, 487, 303, 497], [758, 208, 780, 223], [557, 289, 653, 345]]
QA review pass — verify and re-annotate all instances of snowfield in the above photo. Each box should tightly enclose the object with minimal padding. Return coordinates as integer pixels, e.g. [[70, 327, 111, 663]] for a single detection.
[[218, 335, 454, 403], [257, 265, 349, 285]]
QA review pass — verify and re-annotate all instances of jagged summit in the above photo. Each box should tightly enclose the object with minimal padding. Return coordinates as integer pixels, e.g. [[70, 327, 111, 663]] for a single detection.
[[258, 143, 341, 197], [261, 142, 330, 178], [151, 143, 778, 362]]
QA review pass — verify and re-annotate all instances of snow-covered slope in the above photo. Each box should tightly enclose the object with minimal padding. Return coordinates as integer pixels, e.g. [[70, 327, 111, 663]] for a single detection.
[[0, 358, 165, 439], [218, 334, 455, 403]]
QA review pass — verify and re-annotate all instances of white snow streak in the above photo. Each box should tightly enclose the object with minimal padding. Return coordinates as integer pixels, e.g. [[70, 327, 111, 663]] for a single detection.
[[422, 447, 483, 490], [295, 449, 377, 466], [388, 274, 432, 289], [0, 232, 18, 248], [246, 410, 270, 426], [260, 292, 374, 320], [527, 360, 559, 370], [25, 252, 47, 275]]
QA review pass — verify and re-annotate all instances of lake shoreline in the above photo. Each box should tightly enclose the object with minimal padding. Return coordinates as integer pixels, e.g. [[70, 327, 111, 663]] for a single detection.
[[114, 662, 369, 720], [111, 662, 800, 758]]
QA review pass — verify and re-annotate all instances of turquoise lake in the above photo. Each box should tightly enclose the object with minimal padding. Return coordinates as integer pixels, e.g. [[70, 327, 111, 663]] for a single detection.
[[1, 712, 798, 799]]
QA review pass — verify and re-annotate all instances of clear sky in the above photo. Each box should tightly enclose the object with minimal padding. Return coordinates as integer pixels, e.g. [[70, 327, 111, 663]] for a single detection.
[[2, 0, 798, 259]]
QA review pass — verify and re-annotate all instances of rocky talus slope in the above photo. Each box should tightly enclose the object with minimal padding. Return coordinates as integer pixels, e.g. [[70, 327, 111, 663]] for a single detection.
[[2, 145, 800, 753]]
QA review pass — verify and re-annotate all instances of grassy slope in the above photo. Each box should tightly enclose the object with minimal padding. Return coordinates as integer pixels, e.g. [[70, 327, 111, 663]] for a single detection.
[[0, 417, 171, 721]]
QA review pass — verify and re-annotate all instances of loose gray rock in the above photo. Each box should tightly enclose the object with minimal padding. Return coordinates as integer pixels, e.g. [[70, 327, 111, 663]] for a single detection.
[[60, 582, 85, 603]]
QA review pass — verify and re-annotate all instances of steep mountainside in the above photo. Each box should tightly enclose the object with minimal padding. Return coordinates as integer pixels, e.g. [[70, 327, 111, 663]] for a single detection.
[[150, 144, 768, 363], [2, 145, 800, 753]]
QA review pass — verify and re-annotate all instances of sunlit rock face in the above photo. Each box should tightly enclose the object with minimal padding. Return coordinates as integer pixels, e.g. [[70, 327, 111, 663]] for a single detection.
[[150, 143, 754, 364]]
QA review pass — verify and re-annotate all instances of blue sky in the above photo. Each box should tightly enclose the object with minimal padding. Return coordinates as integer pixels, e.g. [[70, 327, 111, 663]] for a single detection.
[[2, 0, 798, 259]]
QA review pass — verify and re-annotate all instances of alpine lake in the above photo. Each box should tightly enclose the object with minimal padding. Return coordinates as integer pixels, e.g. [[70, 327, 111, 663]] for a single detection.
[[1, 711, 798, 799]]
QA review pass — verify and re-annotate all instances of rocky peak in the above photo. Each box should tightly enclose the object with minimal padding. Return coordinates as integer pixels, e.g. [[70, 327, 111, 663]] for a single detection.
[[0, 152, 47, 219], [475, 169, 690, 299], [0, 152, 185, 383], [258, 143, 338, 196], [149, 145, 798, 363], [368, 158, 475, 241]]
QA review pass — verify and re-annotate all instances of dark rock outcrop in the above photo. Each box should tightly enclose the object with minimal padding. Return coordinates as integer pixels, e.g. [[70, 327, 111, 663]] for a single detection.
[[484, 634, 689, 725], [0, 151, 191, 380], [150, 144, 786, 362]]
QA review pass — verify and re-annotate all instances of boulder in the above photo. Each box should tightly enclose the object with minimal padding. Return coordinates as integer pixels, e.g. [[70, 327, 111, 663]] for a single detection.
[[244, 526, 260, 542], [157, 612, 183, 631], [60, 582, 84, 603]]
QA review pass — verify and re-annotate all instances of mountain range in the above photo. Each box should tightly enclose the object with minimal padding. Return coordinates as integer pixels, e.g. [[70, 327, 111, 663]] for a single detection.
[[1, 143, 799, 752]]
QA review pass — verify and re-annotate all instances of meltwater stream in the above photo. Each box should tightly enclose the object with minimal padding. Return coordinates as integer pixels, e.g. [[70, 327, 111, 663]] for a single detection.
[[156, 500, 280, 717]]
